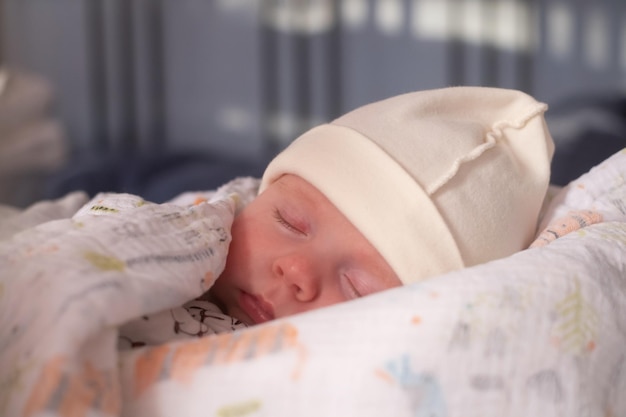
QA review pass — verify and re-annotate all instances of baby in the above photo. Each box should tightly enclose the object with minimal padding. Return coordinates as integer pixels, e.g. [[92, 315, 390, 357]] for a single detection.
[[206, 173, 403, 324], [119, 86, 554, 346]]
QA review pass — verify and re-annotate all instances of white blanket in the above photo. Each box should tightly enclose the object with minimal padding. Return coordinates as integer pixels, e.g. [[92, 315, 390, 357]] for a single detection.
[[1, 150, 625, 417]]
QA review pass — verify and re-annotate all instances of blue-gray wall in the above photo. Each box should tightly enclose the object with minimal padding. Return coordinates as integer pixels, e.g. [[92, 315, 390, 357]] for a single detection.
[[2, 0, 625, 162]]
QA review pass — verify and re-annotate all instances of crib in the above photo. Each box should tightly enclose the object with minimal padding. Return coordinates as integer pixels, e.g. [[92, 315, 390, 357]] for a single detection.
[[1, 0, 626, 206]]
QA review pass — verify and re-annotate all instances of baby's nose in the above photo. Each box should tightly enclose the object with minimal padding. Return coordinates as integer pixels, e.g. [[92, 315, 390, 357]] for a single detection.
[[272, 254, 319, 302]]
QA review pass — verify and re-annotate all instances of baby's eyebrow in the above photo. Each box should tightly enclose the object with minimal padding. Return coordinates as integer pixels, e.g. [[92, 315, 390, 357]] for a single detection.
[[275, 176, 318, 207]]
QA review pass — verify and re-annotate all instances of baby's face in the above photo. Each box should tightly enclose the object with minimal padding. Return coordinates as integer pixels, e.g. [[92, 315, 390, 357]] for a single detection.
[[210, 174, 402, 325]]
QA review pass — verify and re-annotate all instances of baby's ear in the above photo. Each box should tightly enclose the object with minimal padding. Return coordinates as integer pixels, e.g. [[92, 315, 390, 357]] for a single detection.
[[530, 210, 603, 248]]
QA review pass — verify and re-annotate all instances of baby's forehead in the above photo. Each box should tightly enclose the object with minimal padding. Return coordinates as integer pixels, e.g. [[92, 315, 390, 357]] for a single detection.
[[271, 174, 325, 205], [268, 174, 357, 227]]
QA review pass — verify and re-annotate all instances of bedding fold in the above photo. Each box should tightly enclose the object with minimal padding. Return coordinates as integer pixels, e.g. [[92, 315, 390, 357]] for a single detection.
[[0, 152, 625, 417]]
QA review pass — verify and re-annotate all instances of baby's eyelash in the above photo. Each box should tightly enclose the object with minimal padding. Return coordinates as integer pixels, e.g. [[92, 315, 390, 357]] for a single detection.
[[273, 209, 305, 235], [342, 274, 362, 299], [346, 280, 361, 299]]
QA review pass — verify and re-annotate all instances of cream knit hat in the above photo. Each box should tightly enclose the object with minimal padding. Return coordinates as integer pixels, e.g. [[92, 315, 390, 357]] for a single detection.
[[260, 87, 554, 284]]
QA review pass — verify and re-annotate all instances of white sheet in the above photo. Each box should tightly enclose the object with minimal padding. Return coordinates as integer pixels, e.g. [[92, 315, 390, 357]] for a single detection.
[[1, 150, 625, 417]]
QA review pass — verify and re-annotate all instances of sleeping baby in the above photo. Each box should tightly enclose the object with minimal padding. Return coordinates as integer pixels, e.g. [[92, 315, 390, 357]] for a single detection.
[[119, 86, 554, 348]]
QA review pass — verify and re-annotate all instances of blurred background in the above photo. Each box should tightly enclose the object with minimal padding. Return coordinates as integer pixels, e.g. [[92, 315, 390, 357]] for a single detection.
[[1, 0, 625, 208]]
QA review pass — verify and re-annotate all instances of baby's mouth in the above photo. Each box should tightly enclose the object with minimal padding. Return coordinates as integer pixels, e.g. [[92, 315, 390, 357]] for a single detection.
[[239, 291, 275, 324]]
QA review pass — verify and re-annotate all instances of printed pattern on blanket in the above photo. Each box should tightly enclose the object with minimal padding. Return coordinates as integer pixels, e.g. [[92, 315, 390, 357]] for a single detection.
[[1, 152, 625, 417], [114, 178, 259, 349], [0, 177, 258, 417], [118, 299, 248, 350], [121, 151, 626, 417]]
